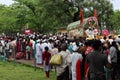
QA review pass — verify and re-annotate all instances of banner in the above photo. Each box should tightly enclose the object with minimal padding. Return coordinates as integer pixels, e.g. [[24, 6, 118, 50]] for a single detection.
[[24, 29, 33, 35], [102, 29, 109, 36]]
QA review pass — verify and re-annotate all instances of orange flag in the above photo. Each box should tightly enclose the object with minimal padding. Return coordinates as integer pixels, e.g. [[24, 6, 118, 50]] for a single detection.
[[94, 9, 97, 20], [80, 8, 84, 24]]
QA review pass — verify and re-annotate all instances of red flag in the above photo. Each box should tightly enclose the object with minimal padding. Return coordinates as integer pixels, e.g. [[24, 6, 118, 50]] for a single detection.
[[94, 9, 97, 20], [80, 8, 84, 24]]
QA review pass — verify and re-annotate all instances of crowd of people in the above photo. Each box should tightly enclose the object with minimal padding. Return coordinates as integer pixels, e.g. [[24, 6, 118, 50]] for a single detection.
[[0, 33, 120, 80]]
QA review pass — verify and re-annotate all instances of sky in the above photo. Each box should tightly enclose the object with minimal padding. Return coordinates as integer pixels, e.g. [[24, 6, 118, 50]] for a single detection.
[[110, 0, 120, 10], [0, 0, 14, 6], [0, 0, 120, 10]]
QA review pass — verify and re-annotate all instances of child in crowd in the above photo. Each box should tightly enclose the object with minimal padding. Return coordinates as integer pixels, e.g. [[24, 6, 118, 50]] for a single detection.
[[26, 43, 30, 60], [42, 46, 51, 78]]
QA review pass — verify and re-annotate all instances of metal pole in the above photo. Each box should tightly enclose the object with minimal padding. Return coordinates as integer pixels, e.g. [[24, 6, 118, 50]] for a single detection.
[[3, 47, 6, 62], [13, 46, 16, 66], [34, 41, 37, 71]]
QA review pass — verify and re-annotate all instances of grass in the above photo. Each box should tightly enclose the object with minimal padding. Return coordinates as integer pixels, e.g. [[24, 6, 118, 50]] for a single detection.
[[0, 61, 56, 80]]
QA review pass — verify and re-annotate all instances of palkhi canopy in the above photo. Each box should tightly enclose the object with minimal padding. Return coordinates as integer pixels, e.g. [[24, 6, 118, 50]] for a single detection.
[[67, 16, 98, 31]]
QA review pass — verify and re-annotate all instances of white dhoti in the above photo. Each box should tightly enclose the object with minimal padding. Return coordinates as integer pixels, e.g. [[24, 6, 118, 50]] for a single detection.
[[36, 54, 42, 64], [35, 43, 42, 64]]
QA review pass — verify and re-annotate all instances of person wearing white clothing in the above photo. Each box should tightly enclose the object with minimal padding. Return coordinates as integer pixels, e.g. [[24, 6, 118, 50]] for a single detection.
[[35, 40, 42, 64], [41, 40, 49, 52], [108, 35, 113, 45], [70, 44, 83, 80], [85, 27, 94, 39]]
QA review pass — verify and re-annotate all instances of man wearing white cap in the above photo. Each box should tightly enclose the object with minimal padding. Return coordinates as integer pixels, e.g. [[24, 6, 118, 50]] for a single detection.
[[35, 39, 42, 65], [70, 43, 83, 80], [41, 39, 49, 52], [115, 35, 120, 42], [85, 27, 94, 39]]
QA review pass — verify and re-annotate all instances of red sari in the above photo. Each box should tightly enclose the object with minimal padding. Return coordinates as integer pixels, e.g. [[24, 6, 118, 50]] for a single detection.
[[76, 59, 82, 80], [84, 46, 94, 80]]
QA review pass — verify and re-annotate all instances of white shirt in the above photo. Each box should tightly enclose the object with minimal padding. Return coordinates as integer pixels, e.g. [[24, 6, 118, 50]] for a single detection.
[[85, 29, 94, 38], [70, 52, 83, 80], [36, 43, 42, 56], [108, 39, 113, 45], [41, 42, 49, 52]]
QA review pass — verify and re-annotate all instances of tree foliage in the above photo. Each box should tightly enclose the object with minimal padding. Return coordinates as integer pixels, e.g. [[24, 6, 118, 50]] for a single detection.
[[0, 5, 17, 33], [13, 0, 75, 33], [110, 10, 120, 31], [70, 0, 113, 30], [0, 0, 116, 34]]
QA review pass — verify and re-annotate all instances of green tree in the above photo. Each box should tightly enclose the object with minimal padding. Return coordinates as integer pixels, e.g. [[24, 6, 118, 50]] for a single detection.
[[0, 0, 114, 34], [0, 4, 18, 33], [110, 10, 120, 34], [69, 0, 113, 30], [13, 0, 75, 33]]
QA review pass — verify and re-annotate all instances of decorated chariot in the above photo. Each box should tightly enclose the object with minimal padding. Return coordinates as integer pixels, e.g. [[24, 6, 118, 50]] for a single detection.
[[67, 16, 99, 40]]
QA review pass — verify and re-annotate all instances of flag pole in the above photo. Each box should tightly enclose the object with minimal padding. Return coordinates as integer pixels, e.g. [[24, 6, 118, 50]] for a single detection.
[[34, 40, 37, 71]]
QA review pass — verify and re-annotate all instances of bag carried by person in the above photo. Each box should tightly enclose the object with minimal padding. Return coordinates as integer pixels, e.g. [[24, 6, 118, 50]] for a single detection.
[[16, 52, 23, 59], [49, 54, 62, 65]]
